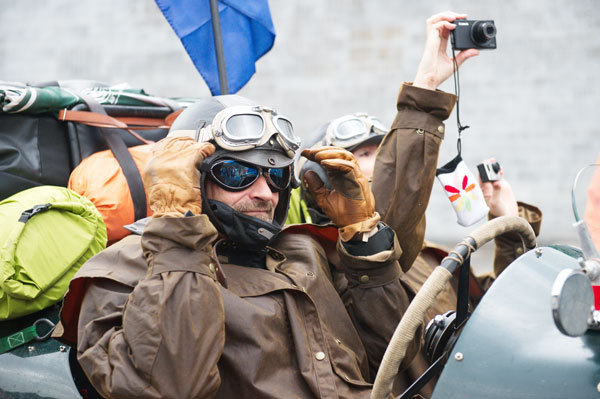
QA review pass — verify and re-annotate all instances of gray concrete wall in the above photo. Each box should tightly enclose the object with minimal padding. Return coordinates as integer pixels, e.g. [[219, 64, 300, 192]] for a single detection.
[[1, 0, 599, 253]]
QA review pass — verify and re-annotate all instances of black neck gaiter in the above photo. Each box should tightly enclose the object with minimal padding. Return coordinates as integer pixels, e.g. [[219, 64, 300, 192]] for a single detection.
[[206, 199, 282, 249]]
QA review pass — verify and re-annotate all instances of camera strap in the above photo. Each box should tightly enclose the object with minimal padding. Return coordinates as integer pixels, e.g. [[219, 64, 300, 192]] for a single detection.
[[451, 45, 470, 156]]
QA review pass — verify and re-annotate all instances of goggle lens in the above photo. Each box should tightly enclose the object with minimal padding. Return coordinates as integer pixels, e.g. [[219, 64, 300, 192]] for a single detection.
[[371, 117, 388, 134], [210, 160, 291, 191], [337, 119, 368, 140], [225, 114, 264, 140], [274, 117, 295, 140]]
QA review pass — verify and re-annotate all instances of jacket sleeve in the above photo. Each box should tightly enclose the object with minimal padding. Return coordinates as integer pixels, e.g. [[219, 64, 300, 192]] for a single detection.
[[372, 83, 456, 272], [336, 226, 420, 378], [475, 202, 543, 291], [493, 202, 542, 275], [77, 215, 225, 399]]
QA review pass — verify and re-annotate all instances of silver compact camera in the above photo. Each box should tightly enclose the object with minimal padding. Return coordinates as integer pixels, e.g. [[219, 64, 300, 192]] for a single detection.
[[477, 160, 501, 183]]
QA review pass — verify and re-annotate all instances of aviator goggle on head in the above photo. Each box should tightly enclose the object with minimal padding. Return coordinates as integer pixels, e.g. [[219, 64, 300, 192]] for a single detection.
[[324, 112, 388, 151], [198, 105, 301, 159]]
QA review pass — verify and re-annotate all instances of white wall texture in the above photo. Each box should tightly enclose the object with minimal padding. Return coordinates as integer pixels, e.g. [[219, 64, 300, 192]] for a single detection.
[[1, 0, 599, 261]]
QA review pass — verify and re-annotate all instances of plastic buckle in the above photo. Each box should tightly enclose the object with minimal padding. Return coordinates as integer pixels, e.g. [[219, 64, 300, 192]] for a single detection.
[[34, 318, 56, 341], [18, 203, 52, 223]]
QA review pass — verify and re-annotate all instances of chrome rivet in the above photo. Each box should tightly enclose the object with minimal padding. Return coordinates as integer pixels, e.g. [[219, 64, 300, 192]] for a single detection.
[[335, 338, 342, 345], [268, 157, 276, 165], [437, 125, 445, 133], [416, 128, 424, 135], [315, 351, 326, 361], [535, 248, 543, 258], [454, 352, 464, 361], [434, 314, 445, 327], [28, 346, 34, 353], [59, 346, 67, 352]]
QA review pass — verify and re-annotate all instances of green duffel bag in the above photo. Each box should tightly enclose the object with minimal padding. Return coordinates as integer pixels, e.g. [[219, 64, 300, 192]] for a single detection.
[[0, 186, 107, 320]]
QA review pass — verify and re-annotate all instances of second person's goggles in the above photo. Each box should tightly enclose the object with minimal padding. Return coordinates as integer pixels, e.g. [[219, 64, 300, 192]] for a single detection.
[[324, 113, 388, 149], [198, 105, 301, 158]]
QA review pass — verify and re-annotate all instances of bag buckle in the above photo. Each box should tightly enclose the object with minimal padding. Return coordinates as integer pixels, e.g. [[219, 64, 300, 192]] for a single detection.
[[18, 203, 52, 223], [34, 318, 56, 341]]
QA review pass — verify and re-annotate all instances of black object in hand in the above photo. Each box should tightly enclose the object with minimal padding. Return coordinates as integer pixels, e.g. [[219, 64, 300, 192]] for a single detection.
[[451, 20, 497, 50]]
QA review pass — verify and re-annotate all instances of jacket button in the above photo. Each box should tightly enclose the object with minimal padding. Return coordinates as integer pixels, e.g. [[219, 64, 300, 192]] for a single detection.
[[315, 351, 326, 361], [437, 125, 445, 133], [209, 263, 216, 273], [359, 275, 369, 283], [515, 247, 524, 255], [416, 128, 424, 135]]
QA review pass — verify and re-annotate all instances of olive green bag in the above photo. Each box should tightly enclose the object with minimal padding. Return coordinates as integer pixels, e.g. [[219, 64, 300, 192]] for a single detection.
[[0, 186, 107, 320]]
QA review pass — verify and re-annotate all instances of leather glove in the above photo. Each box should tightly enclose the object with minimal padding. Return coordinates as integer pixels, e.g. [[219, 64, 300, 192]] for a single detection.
[[143, 136, 215, 217], [301, 146, 380, 241]]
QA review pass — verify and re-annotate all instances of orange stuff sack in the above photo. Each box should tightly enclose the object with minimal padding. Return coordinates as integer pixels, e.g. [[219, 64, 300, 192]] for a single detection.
[[68, 144, 153, 244]]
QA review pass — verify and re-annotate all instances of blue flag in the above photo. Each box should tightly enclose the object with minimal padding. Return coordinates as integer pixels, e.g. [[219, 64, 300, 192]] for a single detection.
[[155, 0, 276, 95]]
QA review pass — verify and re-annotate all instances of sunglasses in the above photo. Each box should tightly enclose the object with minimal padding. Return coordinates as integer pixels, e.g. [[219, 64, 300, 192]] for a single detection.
[[206, 159, 292, 192]]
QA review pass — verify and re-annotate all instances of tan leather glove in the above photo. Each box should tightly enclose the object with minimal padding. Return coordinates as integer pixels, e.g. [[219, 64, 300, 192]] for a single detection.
[[301, 146, 380, 241], [143, 136, 215, 217]]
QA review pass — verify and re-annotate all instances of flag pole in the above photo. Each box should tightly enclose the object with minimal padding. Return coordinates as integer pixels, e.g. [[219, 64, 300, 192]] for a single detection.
[[209, 0, 229, 95]]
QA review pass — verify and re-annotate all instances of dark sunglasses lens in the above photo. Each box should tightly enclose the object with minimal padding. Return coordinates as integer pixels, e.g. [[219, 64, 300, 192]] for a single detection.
[[212, 160, 259, 189], [268, 167, 291, 190]]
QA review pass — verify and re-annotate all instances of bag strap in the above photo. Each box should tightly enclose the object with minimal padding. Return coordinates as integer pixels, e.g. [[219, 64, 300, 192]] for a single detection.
[[0, 318, 55, 354], [76, 94, 148, 221], [59, 109, 178, 129], [58, 109, 154, 145]]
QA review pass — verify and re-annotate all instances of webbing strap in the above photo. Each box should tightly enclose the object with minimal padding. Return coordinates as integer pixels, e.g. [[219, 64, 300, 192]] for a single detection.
[[77, 93, 148, 221], [0, 318, 55, 354]]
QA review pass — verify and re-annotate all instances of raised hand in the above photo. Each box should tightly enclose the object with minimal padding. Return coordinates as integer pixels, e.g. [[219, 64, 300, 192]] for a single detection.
[[144, 136, 215, 217], [301, 146, 380, 241], [413, 11, 480, 90]]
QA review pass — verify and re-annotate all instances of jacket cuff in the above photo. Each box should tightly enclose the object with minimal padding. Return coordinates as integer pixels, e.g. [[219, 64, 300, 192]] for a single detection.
[[490, 201, 543, 276], [337, 227, 402, 287], [489, 201, 543, 244], [141, 215, 219, 276], [517, 201, 542, 236], [396, 83, 457, 122], [342, 224, 394, 256]]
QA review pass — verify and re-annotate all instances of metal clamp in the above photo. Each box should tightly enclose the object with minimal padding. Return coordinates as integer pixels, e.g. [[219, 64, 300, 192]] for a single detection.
[[34, 318, 56, 341]]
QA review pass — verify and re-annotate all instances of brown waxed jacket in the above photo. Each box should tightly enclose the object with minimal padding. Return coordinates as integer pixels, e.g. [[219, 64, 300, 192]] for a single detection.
[[57, 216, 414, 399], [53, 84, 457, 399]]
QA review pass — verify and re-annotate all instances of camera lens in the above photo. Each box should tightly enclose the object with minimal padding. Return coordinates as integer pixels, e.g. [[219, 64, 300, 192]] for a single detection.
[[472, 21, 496, 43], [491, 161, 500, 173]]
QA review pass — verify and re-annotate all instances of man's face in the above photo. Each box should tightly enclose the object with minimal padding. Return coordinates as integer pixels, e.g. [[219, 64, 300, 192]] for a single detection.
[[351, 144, 378, 180], [205, 175, 280, 222]]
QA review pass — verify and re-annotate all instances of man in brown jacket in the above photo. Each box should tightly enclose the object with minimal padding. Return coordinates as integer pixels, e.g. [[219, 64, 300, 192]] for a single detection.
[[54, 11, 480, 399]]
